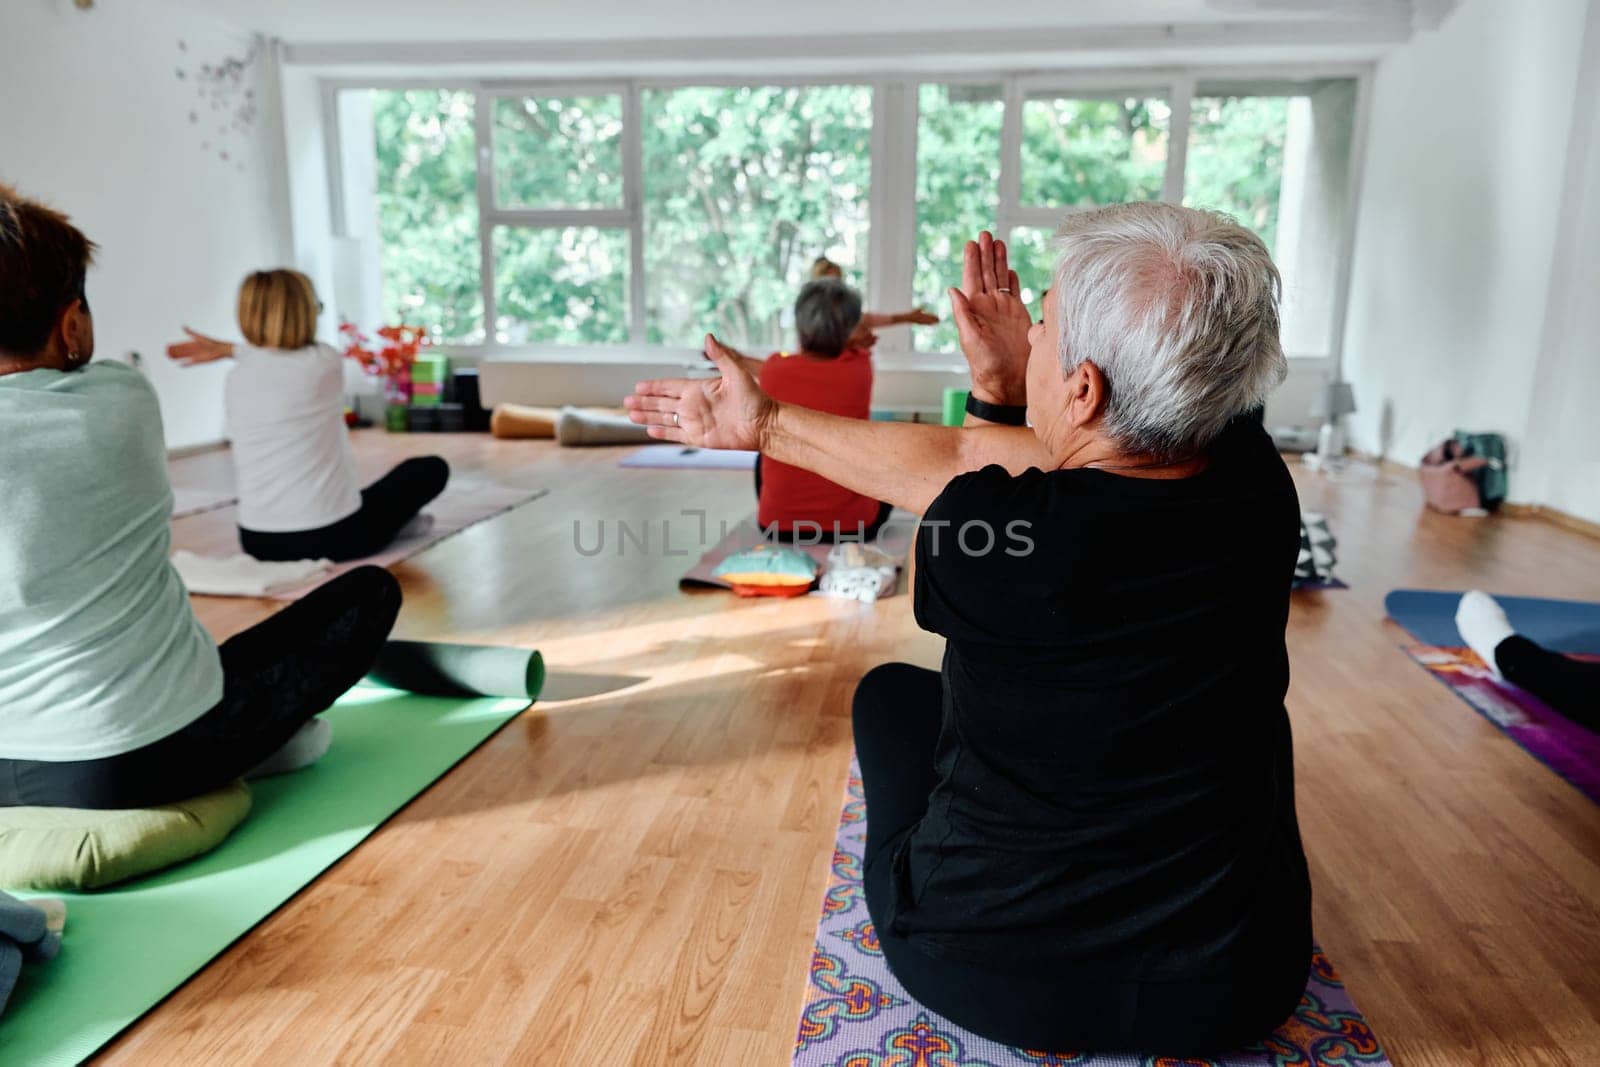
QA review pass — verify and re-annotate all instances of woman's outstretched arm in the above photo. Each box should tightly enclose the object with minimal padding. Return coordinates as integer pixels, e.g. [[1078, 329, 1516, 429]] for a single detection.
[[625, 337, 1047, 515], [166, 327, 235, 366], [861, 307, 940, 329]]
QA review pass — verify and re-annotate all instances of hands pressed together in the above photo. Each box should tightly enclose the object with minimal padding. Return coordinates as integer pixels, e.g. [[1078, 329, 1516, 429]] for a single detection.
[[947, 231, 1033, 407]]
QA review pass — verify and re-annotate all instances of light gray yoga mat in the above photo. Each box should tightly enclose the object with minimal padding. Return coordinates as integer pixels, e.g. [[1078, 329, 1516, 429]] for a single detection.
[[619, 446, 759, 471]]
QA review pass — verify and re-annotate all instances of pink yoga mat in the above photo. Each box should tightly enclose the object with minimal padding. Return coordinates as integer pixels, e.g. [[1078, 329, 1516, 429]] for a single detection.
[[268, 484, 547, 600], [793, 757, 1391, 1067]]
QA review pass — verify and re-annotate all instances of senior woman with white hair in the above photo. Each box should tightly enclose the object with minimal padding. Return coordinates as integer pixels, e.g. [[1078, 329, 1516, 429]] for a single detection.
[[626, 203, 1310, 1055]]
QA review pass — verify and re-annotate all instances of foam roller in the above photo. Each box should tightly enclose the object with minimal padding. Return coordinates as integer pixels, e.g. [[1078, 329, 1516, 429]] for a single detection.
[[366, 641, 545, 700]]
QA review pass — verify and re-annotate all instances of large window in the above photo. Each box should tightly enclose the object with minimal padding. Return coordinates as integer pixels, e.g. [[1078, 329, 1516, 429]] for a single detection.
[[336, 71, 1362, 361], [914, 84, 1003, 353], [487, 90, 631, 345], [1019, 90, 1170, 209], [364, 89, 483, 343], [1183, 78, 1359, 358], [642, 85, 872, 350]]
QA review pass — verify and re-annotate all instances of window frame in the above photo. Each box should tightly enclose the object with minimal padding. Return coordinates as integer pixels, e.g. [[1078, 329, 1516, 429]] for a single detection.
[[321, 61, 1372, 367]]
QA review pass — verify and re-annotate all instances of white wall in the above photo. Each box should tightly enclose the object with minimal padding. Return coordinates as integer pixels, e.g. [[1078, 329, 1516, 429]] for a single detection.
[[1341, 0, 1597, 519], [1520, 0, 1600, 524], [0, 0, 290, 449]]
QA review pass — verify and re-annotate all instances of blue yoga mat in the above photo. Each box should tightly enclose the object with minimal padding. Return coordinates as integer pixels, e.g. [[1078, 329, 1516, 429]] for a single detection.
[[1384, 590, 1600, 654]]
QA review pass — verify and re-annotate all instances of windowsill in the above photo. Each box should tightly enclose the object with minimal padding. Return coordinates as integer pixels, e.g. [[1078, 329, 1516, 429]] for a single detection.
[[440, 342, 971, 374], [444, 342, 1328, 367]]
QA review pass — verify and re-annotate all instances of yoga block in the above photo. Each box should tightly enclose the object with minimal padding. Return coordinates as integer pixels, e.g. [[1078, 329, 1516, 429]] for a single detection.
[[366, 641, 545, 700], [437, 404, 466, 432], [411, 354, 450, 384], [408, 403, 464, 432], [453, 368, 491, 432], [0, 781, 253, 891]]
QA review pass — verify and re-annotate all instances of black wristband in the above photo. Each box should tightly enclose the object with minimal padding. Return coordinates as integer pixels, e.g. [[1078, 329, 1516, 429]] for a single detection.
[[964, 393, 1027, 426]]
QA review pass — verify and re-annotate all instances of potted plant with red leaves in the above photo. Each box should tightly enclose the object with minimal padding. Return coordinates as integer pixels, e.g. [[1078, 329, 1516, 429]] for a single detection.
[[341, 321, 426, 432]]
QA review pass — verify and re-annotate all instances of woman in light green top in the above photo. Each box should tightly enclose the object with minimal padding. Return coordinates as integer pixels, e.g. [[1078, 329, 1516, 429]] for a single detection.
[[0, 184, 402, 809]]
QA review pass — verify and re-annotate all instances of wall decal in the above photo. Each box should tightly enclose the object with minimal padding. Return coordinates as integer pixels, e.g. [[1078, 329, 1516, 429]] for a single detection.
[[175, 37, 259, 171]]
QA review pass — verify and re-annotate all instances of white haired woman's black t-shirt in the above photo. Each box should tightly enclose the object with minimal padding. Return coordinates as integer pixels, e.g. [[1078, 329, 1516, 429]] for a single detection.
[[899, 417, 1311, 980]]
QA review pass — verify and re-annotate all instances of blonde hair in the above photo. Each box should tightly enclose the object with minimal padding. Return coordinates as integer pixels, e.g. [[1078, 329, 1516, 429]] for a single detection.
[[237, 269, 319, 349], [809, 256, 843, 281]]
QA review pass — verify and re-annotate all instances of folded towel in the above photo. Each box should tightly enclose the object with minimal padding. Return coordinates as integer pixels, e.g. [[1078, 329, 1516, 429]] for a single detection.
[[172, 550, 331, 597], [818, 543, 900, 603]]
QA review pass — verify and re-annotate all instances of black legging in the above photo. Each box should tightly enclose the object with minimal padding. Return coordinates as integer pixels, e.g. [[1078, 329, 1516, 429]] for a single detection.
[[0, 566, 401, 809], [240, 456, 450, 562], [852, 663, 1306, 1055], [753, 455, 893, 543], [1496, 636, 1599, 731]]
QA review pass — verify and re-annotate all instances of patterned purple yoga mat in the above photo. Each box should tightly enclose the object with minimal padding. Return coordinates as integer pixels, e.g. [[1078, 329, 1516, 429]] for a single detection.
[[793, 759, 1391, 1067], [1405, 645, 1600, 804]]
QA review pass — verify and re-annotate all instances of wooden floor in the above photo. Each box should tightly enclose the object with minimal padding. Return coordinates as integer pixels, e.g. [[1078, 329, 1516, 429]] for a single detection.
[[105, 432, 1600, 1066]]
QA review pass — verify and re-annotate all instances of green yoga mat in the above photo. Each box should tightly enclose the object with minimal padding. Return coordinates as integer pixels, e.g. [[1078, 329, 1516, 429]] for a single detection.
[[0, 685, 532, 1065]]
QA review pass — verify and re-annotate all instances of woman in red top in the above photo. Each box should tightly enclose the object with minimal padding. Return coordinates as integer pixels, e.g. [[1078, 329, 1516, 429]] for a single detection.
[[727, 280, 892, 541]]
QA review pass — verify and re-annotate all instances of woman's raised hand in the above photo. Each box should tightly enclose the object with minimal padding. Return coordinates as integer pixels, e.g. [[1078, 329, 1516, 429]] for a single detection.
[[947, 232, 1033, 405], [624, 334, 776, 451], [165, 327, 233, 366]]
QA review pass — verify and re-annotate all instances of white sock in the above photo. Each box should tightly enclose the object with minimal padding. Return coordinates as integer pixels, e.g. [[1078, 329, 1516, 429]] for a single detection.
[[1455, 590, 1515, 677], [397, 513, 435, 540], [247, 718, 332, 779]]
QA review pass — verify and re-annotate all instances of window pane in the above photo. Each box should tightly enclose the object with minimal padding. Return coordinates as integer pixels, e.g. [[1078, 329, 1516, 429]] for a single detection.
[[1183, 94, 1290, 248], [1020, 91, 1169, 208], [369, 89, 483, 343], [915, 83, 1003, 353], [1184, 79, 1358, 356], [492, 226, 630, 345], [493, 94, 624, 210], [642, 85, 873, 350], [1005, 225, 1055, 310]]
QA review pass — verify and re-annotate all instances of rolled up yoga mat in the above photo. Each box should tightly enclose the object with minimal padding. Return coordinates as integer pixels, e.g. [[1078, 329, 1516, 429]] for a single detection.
[[365, 640, 545, 700], [490, 403, 559, 439], [555, 406, 653, 446]]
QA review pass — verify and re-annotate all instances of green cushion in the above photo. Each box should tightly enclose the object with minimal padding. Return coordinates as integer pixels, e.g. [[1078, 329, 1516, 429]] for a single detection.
[[0, 781, 252, 891]]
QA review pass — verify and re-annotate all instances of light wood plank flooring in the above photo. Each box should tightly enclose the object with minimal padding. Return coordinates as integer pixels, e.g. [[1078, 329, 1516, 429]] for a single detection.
[[101, 432, 1600, 1065]]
